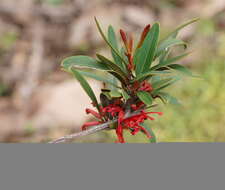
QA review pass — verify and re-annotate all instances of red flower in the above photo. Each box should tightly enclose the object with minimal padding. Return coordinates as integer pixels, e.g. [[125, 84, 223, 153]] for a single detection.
[[101, 104, 162, 143], [101, 104, 125, 143], [139, 81, 153, 92], [122, 111, 162, 139], [81, 103, 162, 143], [82, 121, 103, 131], [85, 108, 102, 119]]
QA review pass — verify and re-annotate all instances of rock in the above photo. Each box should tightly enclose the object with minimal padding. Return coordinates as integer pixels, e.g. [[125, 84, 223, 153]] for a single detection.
[[68, 5, 123, 49], [122, 5, 155, 28], [30, 80, 102, 130]]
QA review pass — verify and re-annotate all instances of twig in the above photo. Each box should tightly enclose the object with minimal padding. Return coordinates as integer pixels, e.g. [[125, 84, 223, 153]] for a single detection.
[[49, 110, 142, 143]]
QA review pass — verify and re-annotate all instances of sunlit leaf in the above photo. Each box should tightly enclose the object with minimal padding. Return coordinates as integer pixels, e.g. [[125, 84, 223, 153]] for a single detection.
[[62, 56, 109, 71]]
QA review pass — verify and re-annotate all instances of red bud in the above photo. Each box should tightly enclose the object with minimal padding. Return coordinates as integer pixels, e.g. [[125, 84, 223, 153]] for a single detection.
[[128, 35, 133, 54], [120, 29, 128, 49], [137, 24, 151, 48]]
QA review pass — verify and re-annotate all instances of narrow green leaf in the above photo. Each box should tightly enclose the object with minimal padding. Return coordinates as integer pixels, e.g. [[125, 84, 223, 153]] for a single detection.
[[96, 54, 128, 84], [106, 73, 119, 91], [109, 90, 121, 97], [158, 92, 181, 105], [62, 56, 109, 71], [151, 52, 190, 71], [120, 47, 129, 65], [155, 38, 187, 58], [167, 64, 193, 76], [141, 122, 157, 143], [150, 75, 161, 84], [133, 70, 172, 82], [159, 49, 170, 63], [152, 76, 181, 94], [122, 90, 130, 100], [109, 71, 128, 85], [137, 91, 153, 105], [134, 23, 160, 75], [71, 68, 100, 111], [94, 17, 127, 67], [161, 18, 199, 41], [78, 71, 121, 89], [152, 77, 174, 89], [108, 26, 124, 70]]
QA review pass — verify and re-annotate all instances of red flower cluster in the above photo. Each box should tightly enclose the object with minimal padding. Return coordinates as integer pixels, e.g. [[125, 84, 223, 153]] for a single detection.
[[82, 103, 162, 143]]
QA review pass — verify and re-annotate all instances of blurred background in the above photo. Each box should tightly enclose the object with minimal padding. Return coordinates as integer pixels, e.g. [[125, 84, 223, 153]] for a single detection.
[[0, 0, 224, 142]]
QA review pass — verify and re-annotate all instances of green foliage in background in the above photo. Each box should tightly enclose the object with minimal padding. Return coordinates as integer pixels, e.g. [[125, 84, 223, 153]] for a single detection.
[[42, 0, 64, 5]]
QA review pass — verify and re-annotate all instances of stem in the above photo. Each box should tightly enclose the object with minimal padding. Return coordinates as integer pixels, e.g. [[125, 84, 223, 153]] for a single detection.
[[49, 110, 142, 144]]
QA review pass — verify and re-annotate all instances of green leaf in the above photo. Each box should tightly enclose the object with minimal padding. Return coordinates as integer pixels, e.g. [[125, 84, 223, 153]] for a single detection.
[[157, 92, 181, 105], [62, 56, 109, 71], [78, 71, 121, 89], [96, 54, 128, 84], [120, 47, 129, 65], [133, 70, 172, 82], [155, 38, 187, 58], [108, 26, 124, 70], [134, 23, 160, 76], [159, 49, 170, 63], [152, 77, 175, 89], [109, 90, 121, 97], [141, 122, 157, 143], [137, 91, 153, 105], [109, 71, 128, 85], [152, 76, 181, 94], [151, 52, 190, 71], [122, 90, 130, 100], [107, 73, 119, 91], [94, 17, 127, 67], [150, 75, 161, 84], [167, 64, 193, 76], [71, 68, 100, 111], [161, 18, 199, 41]]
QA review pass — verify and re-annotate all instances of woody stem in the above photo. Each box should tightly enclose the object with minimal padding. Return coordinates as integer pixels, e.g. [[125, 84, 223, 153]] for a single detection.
[[49, 110, 143, 144]]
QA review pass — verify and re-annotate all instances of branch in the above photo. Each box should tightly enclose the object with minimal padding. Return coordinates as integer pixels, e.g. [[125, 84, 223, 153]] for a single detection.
[[49, 110, 142, 143]]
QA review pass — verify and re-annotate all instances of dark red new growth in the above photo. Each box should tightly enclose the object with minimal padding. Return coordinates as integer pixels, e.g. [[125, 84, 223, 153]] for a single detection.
[[120, 29, 128, 48], [137, 24, 151, 48]]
